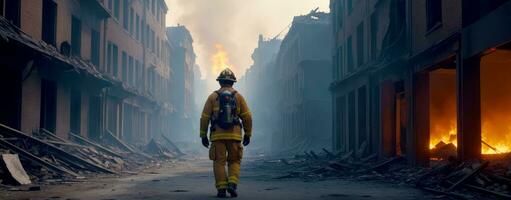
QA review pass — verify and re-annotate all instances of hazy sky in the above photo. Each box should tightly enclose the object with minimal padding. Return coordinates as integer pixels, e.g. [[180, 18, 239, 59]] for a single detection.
[[164, 0, 330, 80]]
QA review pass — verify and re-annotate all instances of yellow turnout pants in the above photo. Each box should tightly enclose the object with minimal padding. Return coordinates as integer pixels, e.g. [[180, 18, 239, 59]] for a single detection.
[[209, 140, 243, 189]]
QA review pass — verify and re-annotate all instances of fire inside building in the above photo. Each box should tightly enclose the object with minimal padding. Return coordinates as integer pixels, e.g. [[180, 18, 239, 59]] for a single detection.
[[1, 0, 511, 199], [330, 0, 511, 165]]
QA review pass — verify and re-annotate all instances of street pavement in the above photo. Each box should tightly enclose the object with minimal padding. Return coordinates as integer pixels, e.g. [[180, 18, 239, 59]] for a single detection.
[[1, 157, 438, 200]]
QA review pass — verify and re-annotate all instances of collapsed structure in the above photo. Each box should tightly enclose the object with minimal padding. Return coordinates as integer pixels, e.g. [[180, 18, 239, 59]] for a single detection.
[[0, 0, 183, 185], [330, 0, 511, 164]]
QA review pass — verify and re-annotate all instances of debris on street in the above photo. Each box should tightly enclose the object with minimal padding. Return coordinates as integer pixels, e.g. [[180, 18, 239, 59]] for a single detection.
[[0, 123, 181, 188], [263, 150, 511, 199]]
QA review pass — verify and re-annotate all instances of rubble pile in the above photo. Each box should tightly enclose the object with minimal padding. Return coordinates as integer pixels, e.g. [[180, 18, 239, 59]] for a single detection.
[[145, 138, 177, 159], [267, 148, 511, 199], [0, 123, 183, 187]]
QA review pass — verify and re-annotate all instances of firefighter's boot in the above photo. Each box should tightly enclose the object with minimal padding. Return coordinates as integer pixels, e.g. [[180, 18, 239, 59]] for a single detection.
[[217, 189, 227, 198], [227, 183, 238, 197]]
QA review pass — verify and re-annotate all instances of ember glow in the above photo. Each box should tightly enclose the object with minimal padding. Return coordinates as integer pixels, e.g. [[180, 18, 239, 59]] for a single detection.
[[429, 50, 511, 155], [211, 44, 233, 75]]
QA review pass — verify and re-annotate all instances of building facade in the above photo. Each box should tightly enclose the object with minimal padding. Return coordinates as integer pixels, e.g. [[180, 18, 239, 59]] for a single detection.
[[330, 0, 511, 165], [102, 0, 171, 145], [238, 35, 282, 153], [167, 25, 197, 145], [0, 0, 172, 147], [274, 10, 333, 154]]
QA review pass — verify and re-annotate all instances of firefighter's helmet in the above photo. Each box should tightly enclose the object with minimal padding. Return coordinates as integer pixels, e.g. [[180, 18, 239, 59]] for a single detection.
[[216, 68, 237, 82]]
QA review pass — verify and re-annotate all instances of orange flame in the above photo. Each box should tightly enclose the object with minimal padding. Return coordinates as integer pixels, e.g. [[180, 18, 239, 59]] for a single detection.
[[429, 125, 511, 154], [428, 59, 511, 155], [211, 44, 233, 76]]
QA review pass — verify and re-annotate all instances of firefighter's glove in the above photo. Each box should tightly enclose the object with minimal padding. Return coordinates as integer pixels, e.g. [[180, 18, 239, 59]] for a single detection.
[[243, 136, 250, 146], [201, 137, 209, 148]]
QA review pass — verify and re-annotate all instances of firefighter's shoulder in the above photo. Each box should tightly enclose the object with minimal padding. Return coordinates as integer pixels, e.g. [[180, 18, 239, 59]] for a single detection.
[[207, 91, 219, 101]]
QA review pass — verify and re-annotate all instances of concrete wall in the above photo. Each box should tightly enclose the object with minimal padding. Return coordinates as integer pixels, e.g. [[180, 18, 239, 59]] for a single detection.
[[411, 0, 461, 55]]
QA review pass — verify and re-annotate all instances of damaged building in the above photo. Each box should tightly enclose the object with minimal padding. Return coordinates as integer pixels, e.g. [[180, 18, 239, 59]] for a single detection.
[[330, 0, 511, 165], [0, 0, 172, 149], [166, 25, 198, 146], [0, 0, 179, 185], [242, 10, 333, 155], [238, 35, 281, 153]]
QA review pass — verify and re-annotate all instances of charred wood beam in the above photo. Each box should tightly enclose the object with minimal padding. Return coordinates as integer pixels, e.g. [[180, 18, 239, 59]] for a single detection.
[[161, 134, 185, 156], [446, 161, 489, 191], [40, 128, 67, 143], [464, 184, 511, 199], [0, 137, 78, 177], [303, 151, 312, 159], [481, 140, 499, 154], [415, 162, 456, 187], [0, 123, 116, 174], [339, 150, 354, 161], [69, 132, 123, 158], [322, 148, 334, 158], [370, 156, 404, 171], [105, 130, 136, 154], [45, 140, 88, 148], [360, 153, 378, 163], [309, 151, 319, 159]]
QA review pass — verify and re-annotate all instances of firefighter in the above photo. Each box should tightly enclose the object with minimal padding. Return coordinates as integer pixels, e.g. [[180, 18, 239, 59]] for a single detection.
[[200, 68, 252, 198]]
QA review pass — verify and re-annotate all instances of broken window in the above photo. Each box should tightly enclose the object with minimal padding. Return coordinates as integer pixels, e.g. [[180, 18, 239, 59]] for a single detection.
[[71, 15, 82, 57], [426, 0, 442, 31], [42, 0, 57, 47]]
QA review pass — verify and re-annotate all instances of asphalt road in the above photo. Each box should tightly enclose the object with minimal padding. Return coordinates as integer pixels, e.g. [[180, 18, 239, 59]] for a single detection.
[[1, 157, 438, 200]]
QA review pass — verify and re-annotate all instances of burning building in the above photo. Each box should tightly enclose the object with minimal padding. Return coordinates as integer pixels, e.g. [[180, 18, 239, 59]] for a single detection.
[[330, 0, 511, 165]]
